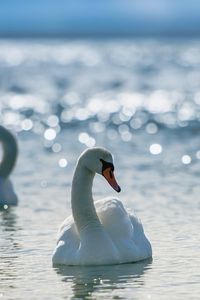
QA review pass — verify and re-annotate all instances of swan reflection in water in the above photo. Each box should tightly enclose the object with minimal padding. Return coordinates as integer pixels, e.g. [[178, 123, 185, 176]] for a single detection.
[[55, 259, 152, 299], [0, 208, 20, 293], [0, 206, 19, 232]]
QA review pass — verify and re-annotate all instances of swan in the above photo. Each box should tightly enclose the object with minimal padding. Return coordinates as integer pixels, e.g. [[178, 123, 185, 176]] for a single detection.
[[52, 147, 152, 266], [0, 126, 18, 206]]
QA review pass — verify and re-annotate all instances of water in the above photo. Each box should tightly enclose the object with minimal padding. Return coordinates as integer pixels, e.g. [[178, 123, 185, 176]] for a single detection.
[[0, 38, 200, 299]]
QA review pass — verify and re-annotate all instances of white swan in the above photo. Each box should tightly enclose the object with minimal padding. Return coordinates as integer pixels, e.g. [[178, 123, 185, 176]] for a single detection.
[[52, 147, 152, 266], [0, 126, 18, 206]]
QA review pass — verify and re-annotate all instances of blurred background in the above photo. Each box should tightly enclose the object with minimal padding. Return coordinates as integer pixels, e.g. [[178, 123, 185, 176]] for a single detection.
[[0, 1, 200, 300], [1, 0, 200, 37]]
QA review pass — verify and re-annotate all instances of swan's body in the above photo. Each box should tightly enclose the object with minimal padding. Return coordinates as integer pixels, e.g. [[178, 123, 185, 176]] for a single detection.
[[0, 126, 18, 206], [52, 148, 152, 266]]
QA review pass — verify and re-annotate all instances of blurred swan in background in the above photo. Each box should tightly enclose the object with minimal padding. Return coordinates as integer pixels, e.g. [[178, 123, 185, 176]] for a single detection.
[[0, 126, 18, 206], [52, 147, 152, 266]]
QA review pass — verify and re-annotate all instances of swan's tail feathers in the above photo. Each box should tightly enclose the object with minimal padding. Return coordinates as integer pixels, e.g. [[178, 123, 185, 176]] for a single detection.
[[0, 126, 18, 178]]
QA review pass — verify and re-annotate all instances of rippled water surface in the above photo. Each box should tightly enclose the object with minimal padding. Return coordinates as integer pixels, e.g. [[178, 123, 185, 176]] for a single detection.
[[0, 38, 200, 299]]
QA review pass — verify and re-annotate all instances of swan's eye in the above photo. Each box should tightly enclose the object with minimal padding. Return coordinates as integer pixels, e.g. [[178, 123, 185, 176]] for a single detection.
[[100, 158, 114, 174]]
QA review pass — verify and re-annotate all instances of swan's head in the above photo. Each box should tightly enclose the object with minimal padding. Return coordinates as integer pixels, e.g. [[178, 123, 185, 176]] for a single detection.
[[79, 147, 121, 193]]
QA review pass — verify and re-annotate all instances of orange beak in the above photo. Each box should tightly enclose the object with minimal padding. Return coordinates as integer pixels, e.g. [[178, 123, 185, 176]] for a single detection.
[[102, 168, 121, 193]]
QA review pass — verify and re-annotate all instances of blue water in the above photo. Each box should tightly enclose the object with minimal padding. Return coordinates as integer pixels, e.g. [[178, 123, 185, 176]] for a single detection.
[[0, 38, 200, 299]]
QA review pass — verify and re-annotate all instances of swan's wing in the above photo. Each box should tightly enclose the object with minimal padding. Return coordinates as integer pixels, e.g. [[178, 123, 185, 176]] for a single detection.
[[57, 216, 78, 242], [129, 213, 152, 259], [95, 197, 134, 240], [52, 216, 80, 265], [95, 197, 152, 262]]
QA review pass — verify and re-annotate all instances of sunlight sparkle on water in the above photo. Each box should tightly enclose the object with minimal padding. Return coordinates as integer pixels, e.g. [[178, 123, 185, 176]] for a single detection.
[[78, 132, 96, 147], [120, 92, 143, 110], [181, 155, 191, 164], [78, 132, 90, 144], [118, 124, 129, 134], [112, 114, 123, 125], [88, 98, 103, 113], [3, 112, 21, 126], [52, 143, 62, 153], [196, 150, 200, 159], [47, 115, 59, 127], [146, 123, 158, 134], [121, 131, 132, 142], [44, 128, 57, 141], [9, 95, 27, 109], [147, 90, 172, 113], [75, 108, 89, 121], [21, 119, 33, 131], [61, 110, 74, 123], [178, 103, 195, 121], [118, 124, 132, 142], [149, 144, 162, 155], [130, 118, 142, 129], [97, 112, 110, 122], [119, 111, 132, 122], [58, 158, 68, 168], [62, 92, 80, 106], [86, 137, 96, 147]]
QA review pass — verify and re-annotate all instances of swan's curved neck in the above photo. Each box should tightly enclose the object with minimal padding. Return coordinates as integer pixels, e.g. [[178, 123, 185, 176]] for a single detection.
[[0, 126, 18, 178], [71, 161, 101, 233]]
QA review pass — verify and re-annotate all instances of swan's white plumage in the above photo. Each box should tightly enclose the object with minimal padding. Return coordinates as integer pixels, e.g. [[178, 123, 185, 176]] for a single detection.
[[53, 197, 152, 265], [52, 147, 152, 266]]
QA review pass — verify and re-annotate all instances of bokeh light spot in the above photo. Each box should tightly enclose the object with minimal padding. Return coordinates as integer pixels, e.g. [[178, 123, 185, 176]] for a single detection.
[[21, 119, 33, 131], [149, 144, 162, 155], [86, 137, 96, 147], [196, 151, 200, 159], [78, 132, 95, 147], [58, 158, 68, 168], [78, 132, 90, 144], [44, 128, 56, 141], [47, 115, 59, 127], [146, 123, 158, 134], [182, 155, 191, 165], [52, 143, 62, 153], [121, 131, 132, 142]]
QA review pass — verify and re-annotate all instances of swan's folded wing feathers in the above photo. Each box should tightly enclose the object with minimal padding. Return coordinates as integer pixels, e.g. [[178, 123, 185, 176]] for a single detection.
[[129, 214, 152, 259], [57, 216, 79, 244], [96, 197, 134, 240], [53, 219, 80, 265], [95, 198, 152, 262]]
